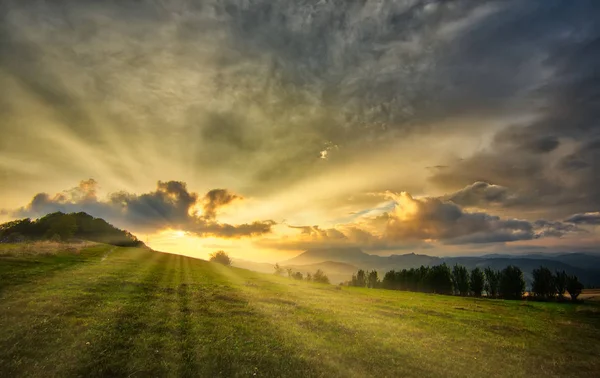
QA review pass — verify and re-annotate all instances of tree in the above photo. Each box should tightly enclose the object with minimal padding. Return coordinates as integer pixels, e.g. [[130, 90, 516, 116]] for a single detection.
[[286, 268, 293, 278], [566, 275, 584, 302], [351, 269, 367, 287], [499, 265, 525, 300], [484, 267, 500, 298], [470, 268, 485, 297], [292, 271, 303, 280], [452, 264, 470, 296], [428, 264, 453, 295], [532, 266, 556, 300], [313, 269, 330, 284], [274, 263, 284, 276], [45, 214, 77, 241], [367, 270, 379, 288], [208, 250, 231, 266], [555, 270, 567, 300]]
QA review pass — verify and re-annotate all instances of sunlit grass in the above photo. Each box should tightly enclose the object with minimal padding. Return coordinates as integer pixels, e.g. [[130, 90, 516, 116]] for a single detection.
[[1, 246, 599, 377]]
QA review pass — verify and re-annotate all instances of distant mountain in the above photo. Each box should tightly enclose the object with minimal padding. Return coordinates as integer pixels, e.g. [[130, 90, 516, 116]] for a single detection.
[[0, 211, 145, 248], [279, 247, 600, 287], [282, 247, 375, 266]]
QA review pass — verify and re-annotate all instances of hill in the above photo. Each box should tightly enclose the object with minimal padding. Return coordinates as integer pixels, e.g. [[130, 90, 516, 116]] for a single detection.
[[0, 212, 145, 247], [0, 244, 599, 377]]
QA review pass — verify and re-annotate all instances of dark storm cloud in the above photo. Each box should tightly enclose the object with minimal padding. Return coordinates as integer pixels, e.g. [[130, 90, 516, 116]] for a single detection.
[[3, 1, 598, 197], [430, 3, 600, 216], [565, 212, 600, 225], [13, 180, 274, 238], [203, 189, 241, 220], [2, 0, 600, 231]]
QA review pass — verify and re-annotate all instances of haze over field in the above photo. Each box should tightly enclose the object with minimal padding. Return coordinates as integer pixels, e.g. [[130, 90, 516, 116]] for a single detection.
[[1, 0, 600, 263]]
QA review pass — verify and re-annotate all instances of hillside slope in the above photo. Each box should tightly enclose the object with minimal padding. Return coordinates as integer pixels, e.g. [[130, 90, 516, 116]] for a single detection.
[[1, 245, 599, 377]]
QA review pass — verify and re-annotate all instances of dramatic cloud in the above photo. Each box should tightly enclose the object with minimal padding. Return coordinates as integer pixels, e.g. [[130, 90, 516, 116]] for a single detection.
[[257, 191, 579, 251], [13, 179, 274, 238], [203, 189, 241, 220], [444, 182, 522, 208], [565, 212, 600, 226], [1, 1, 599, 258]]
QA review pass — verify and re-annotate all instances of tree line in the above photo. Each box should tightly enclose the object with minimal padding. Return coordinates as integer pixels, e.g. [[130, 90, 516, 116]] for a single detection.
[[274, 263, 330, 284], [348, 263, 584, 301]]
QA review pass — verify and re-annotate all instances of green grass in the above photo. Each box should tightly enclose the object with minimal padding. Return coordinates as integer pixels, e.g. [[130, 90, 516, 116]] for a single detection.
[[1, 245, 599, 377]]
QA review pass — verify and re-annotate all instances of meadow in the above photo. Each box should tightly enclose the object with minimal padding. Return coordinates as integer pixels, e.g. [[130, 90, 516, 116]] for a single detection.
[[1, 244, 599, 377]]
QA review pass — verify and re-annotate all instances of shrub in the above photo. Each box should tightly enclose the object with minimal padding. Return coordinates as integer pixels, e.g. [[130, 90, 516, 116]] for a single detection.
[[209, 250, 231, 266]]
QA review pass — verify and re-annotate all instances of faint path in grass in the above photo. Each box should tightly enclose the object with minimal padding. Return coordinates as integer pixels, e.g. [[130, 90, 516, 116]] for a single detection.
[[71, 251, 174, 377], [177, 254, 199, 378]]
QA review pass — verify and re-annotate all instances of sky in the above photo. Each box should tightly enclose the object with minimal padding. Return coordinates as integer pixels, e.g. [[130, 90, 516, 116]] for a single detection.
[[1, 0, 600, 262]]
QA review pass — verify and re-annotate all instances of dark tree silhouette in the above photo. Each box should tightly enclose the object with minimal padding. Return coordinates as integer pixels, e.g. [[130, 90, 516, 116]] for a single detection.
[[555, 270, 567, 300], [313, 269, 330, 284], [367, 270, 379, 288], [452, 264, 470, 296], [292, 271, 303, 280], [273, 263, 284, 276], [532, 266, 556, 300], [499, 265, 525, 300], [351, 269, 367, 287], [209, 250, 231, 266], [470, 267, 485, 297], [484, 267, 500, 298], [566, 275, 584, 302], [428, 264, 453, 295]]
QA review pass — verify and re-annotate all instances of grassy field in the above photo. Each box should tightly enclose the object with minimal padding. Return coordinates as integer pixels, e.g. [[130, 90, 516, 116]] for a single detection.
[[1, 244, 599, 377]]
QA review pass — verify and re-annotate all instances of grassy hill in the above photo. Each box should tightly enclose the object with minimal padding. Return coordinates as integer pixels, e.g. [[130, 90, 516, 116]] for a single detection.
[[1, 244, 600, 377]]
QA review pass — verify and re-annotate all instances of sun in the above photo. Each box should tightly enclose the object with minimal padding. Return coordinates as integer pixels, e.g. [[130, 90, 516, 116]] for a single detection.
[[173, 230, 186, 238]]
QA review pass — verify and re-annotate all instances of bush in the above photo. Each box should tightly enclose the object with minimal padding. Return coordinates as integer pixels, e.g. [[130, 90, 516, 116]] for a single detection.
[[209, 250, 231, 266], [499, 265, 525, 300], [292, 271, 303, 280]]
